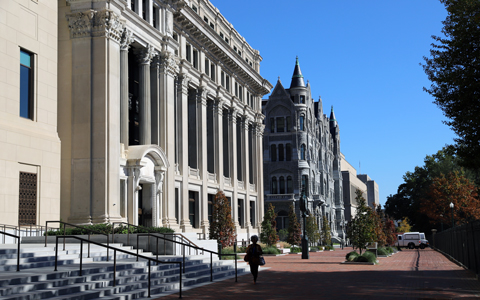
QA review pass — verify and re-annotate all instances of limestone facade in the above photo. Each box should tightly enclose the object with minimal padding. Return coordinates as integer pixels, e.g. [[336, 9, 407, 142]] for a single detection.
[[0, 0, 61, 226], [57, 0, 272, 239], [262, 58, 345, 243]]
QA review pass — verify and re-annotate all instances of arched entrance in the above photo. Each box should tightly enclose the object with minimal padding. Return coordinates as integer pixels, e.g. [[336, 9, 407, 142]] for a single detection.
[[125, 145, 169, 227]]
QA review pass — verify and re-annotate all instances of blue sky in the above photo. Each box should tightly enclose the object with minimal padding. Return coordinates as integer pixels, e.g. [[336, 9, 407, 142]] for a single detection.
[[210, 0, 455, 206]]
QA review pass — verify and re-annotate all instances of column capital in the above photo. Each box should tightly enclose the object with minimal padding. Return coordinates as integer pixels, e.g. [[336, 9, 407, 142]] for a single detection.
[[66, 9, 124, 41], [196, 87, 208, 106], [160, 51, 180, 76], [136, 44, 155, 65], [120, 28, 135, 51]]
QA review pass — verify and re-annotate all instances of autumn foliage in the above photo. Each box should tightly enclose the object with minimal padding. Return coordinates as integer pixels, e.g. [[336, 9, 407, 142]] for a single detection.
[[420, 171, 480, 226], [286, 204, 301, 246], [209, 191, 236, 247], [260, 203, 279, 246]]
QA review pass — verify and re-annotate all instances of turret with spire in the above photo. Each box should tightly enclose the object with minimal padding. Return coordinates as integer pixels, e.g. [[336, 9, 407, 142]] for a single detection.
[[290, 56, 305, 88]]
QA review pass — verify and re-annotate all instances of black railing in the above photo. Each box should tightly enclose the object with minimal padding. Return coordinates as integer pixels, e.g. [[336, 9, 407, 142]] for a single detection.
[[111, 222, 200, 255], [45, 221, 110, 260], [136, 233, 238, 283], [429, 220, 480, 278], [54, 235, 182, 298], [1, 223, 53, 244], [0, 231, 20, 271]]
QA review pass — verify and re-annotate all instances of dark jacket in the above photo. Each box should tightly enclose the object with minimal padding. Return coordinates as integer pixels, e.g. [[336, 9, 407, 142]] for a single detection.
[[245, 244, 263, 265]]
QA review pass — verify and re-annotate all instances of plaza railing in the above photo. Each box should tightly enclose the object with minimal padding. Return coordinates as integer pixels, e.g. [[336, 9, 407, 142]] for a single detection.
[[53, 235, 182, 298], [0, 231, 20, 271], [430, 220, 480, 279]]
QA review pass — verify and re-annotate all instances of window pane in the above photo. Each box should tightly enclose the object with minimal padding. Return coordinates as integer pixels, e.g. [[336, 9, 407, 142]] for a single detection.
[[20, 65, 31, 119], [20, 51, 31, 67], [277, 118, 284, 132]]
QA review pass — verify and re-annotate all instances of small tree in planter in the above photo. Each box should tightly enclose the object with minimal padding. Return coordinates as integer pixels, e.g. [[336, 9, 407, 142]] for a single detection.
[[287, 204, 301, 246], [260, 203, 279, 246], [346, 189, 376, 254], [320, 216, 331, 246], [306, 215, 320, 246], [209, 191, 236, 247], [383, 217, 397, 246]]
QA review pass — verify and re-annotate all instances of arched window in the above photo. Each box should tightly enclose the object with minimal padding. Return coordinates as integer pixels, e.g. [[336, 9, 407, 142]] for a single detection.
[[300, 144, 306, 160], [286, 143, 292, 161], [277, 117, 285, 132], [279, 176, 285, 194], [287, 176, 293, 193], [278, 144, 284, 161], [299, 116, 304, 131], [271, 177, 278, 194], [271, 144, 277, 161]]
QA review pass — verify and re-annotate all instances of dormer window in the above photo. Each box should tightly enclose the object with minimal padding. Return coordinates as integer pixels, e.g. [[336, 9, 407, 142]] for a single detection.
[[192, 4, 198, 13], [220, 32, 224, 38], [210, 22, 215, 30], [234, 46, 237, 52], [204, 16, 208, 23], [225, 37, 229, 44]]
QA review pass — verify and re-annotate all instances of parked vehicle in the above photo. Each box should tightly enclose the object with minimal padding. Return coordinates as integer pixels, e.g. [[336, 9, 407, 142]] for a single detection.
[[396, 232, 429, 249]]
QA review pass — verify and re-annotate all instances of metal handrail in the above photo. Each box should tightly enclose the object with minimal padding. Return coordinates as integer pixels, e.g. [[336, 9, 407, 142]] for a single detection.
[[45, 221, 110, 260], [136, 233, 238, 283], [53, 235, 182, 298], [111, 222, 200, 253], [0, 224, 54, 243], [0, 231, 20, 271]]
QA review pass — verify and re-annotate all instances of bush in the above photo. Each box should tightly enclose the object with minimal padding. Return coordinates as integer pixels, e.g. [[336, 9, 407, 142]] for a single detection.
[[220, 247, 241, 260], [324, 245, 335, 251], [386, 246, 394, 253], [263, 246, 281, 255], [290, 246, 301, 253], [356, 251, 376, 263], [346, 251, 359, 261], [45, 224, 174, 236], [278, 229, 288, 241], [309, 246, 319, 252], [377, 247, 389, 256], [277, 241, 291, 248]]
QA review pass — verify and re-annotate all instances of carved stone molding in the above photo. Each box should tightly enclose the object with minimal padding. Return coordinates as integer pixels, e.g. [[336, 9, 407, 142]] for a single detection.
[[136, 44, 155, 65], [177, 72, 190, 94], [120, 28, 135, 51], [155, 170, 165, 194], [66, 9, 124, 42], [196, 88, 208, 106], [160, 51, 180, 76]]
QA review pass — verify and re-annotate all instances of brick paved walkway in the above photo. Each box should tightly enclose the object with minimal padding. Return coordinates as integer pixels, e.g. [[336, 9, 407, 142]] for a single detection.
[[159, 248, 480, 299]]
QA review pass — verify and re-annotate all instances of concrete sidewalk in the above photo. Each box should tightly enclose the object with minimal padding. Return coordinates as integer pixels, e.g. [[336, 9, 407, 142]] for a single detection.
[[159, 247, 480, 299]]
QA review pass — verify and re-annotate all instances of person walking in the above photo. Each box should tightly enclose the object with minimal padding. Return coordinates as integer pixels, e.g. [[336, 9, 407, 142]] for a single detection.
[[245, 235, 263, 284]]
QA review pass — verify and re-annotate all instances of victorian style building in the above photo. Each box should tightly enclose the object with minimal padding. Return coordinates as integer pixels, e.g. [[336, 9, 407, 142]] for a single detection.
[[1, 0, 273, 239], [262, 58, 345, 243]]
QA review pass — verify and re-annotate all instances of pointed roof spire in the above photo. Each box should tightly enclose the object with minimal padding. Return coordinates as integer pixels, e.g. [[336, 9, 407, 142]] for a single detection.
[[290, 56, 305, 88], [330, 106, 336, 122]]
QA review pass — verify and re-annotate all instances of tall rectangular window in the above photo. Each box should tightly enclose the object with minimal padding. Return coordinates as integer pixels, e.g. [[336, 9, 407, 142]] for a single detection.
[[210, 63, 215, 81], [250, 201, 255, 227], [205, 59, 210, 76], [193, 49, 198, 69], [20, 50, 34, 120], [19, 172, 37, 225], [238, 199, 244, 227], [286, 116, 291, 132], [277, 117, 285, 132], [226, 75, 230, 92], [186, 45, 191, 63]]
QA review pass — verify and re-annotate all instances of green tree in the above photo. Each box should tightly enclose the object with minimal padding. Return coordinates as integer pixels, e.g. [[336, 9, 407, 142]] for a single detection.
[[422, 0, 480, 172], [305, 215, 320, 246], [209, 191, 236, 247], [286, 204, 301, 246], [260, 203, 279, 246], [320, 215, 331, 246], [397, 217, 411, 233], [346, 189, 376, 254]]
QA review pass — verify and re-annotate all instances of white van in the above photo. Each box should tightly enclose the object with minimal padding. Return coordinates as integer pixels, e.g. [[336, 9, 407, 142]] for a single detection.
[[397, 232, 429, 249]]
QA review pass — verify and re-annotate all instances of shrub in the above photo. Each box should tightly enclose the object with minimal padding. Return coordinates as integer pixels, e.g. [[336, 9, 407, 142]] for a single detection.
[[377, 247, 389, 256], [277, 241, 291, 248], [355, 255, 369, 262], [263, 246, 281, 255], [45, 224, 174, 236], [220, 247, 241, 260], [290, 246, 301, 253], [357, 251, 376, 263], [386, 246, 394, 254], [309, 246, 319, 252], [346, 251, 359, 261], [324, 245, 335, 251], [278, 229, 288, 241]]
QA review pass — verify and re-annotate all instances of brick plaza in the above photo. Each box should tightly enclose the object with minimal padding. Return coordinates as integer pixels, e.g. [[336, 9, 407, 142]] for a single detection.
[[160, 248, 480, 299]]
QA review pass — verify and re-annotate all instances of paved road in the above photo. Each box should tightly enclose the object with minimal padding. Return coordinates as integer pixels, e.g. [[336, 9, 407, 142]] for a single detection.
[[159, 247, 480, 299]]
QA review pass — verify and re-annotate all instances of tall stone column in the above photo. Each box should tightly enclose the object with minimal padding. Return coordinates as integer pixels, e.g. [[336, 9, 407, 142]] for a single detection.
[[214, 98, 224, 187], [256, 123, 265, 228], [196, 88, 209, 234], [230, 108, 239, 228], [244, 117, 252, 229], [120, 28, 134, 148], [154, 168, 165, 227], [158, 51, 179, 229], [136, 45, 155, 145], [150, 55, 161, 145], [177, 73, 192, 231]]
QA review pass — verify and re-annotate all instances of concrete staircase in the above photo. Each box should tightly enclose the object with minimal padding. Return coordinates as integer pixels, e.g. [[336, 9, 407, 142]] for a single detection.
[[0, 243, 249, 299]]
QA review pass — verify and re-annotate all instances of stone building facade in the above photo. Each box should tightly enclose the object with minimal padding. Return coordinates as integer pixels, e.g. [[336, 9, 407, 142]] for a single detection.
[[0, 0, 61, 226], [55, 0, 272, 239], [262, 58, 345, 243]]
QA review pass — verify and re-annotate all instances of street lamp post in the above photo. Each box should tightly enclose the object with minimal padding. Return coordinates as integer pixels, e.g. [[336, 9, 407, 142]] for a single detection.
[[450, 202, 454, 228], [300, 193, 309, 259], [440, 214, 444, 231]]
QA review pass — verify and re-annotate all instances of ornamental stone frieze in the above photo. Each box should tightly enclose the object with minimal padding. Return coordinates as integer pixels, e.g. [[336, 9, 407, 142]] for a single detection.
[[66, 9, 124, 41]]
